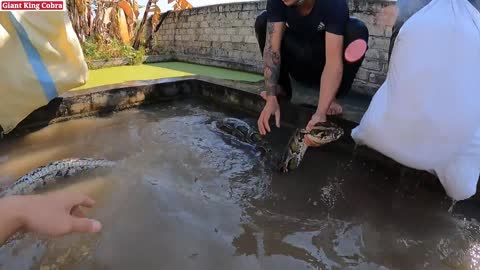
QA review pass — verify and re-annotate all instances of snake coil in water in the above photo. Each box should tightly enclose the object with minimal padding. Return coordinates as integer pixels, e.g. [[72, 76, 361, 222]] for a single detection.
[[0, 158, 117, 198], [0, 118, 343, 197], [212, 117, 344, 172]]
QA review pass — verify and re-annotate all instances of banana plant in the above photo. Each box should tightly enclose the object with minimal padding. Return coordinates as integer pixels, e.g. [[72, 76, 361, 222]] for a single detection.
[[132, 0, 192, 49], [169, 0, 192, 10]]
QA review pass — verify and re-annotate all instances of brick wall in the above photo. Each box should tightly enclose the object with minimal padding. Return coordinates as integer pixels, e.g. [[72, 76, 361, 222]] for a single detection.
[[348, 0, 396, 95], [152, 0, 396, 96], [152, 2, 264, 74]]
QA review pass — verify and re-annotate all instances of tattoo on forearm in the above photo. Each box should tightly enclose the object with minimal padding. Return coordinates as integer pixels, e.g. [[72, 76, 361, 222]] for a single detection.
[[264, 22, 281, 96]]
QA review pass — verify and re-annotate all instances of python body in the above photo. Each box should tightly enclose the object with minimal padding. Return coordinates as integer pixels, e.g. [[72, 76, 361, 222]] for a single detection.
[[0, 158, 117, 198], [213, 117, 344, 172], [212, 117, 271, 155], [0, 118, 342, 197]]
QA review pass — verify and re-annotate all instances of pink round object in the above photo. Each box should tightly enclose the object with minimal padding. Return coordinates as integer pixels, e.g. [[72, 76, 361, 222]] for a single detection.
[[345, 39, 367, 63]]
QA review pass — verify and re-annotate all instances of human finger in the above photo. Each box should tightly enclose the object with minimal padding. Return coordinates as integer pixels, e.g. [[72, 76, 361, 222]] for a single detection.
[[69, 193, 96, 208], [275, 108, 280, 128], [70, 218, 102, 233], [258, 110, 267, 135], [260, 91, 267, 101], [304, 135, 321, 148], [306, 120, 315, 132], [71, 206, 86, 218], [326, 107, 333, 116], [304, 135, 312, 147], [262, 111, 271, 133]]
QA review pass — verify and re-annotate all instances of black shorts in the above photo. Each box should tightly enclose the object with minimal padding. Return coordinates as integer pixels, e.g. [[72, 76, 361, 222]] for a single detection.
[[254, 11, 369, 100]]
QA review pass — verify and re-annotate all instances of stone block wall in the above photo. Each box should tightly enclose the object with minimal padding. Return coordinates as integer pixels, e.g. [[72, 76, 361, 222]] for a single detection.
[[152, 2, 265, 74], [152, 0, 397, 96], [348, 0, 396, 95]]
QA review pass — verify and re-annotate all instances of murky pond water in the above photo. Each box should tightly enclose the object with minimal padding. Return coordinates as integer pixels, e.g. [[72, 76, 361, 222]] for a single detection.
[[0, 99, 479, 270]]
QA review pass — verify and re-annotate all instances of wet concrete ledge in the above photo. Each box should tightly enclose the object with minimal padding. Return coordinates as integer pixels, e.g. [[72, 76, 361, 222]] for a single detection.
[[2, 77, 477, 201]]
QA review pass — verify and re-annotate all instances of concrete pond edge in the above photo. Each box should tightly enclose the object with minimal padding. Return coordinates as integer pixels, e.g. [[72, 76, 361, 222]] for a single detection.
[[2, 76, 477, 202]]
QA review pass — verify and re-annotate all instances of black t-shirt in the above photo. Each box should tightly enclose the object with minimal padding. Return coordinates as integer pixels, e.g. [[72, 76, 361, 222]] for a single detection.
[[266, 0, 349, 38]]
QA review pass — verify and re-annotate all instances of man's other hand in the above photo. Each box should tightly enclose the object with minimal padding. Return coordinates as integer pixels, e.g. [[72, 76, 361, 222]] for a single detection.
[[258, 95, 281, 135]]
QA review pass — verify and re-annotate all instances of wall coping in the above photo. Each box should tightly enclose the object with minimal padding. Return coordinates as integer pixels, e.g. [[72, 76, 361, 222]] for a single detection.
[[169, 0, 396, 12]]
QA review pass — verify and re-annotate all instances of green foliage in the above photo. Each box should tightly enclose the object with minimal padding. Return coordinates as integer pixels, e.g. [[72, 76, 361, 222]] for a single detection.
[[132, 46, 146, 65], [82, 38, 145, 67]]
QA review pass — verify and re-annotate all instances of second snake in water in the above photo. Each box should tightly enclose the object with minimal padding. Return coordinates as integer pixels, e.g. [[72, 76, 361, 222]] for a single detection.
[[213, 117, 343, 172]]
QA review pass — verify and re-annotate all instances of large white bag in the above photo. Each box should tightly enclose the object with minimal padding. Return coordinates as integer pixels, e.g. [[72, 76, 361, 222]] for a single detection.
[[0, 11, 88, 134], [351, 0, 480, 201]]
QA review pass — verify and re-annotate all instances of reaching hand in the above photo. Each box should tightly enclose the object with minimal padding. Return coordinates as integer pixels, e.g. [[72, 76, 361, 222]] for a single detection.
[[18, 191, 102, 237], [304, 135, 322, 147], [304, 112, 327, 147], [257, 95, 281, 135], [306, 112, 327, 132]]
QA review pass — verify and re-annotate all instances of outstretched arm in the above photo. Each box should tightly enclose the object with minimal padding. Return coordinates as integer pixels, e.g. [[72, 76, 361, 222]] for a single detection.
[[306, 32, 344, 133], [305, 0, 348, 135], [258, 21, 286, 135], [317, 32, 344, 118], [0, 191, 102, 245]]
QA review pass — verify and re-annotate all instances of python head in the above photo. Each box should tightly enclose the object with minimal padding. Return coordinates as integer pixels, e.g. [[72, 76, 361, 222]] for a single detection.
[[304, 121, 344, 145]]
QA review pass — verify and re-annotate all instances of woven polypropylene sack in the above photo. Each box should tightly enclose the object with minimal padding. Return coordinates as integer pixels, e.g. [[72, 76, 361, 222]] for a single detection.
[[351, 0, 480, 201], [0, 11, 88, 134]]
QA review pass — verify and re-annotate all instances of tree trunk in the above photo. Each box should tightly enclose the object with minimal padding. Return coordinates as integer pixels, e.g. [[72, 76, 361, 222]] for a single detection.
[[91, 0, 116, 42], [67, 0, 91, 43], [132, 0, 152, 49]]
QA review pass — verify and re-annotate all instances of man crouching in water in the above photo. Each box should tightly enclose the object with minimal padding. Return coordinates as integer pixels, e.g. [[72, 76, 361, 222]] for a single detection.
[[255, 0, 369, 146]]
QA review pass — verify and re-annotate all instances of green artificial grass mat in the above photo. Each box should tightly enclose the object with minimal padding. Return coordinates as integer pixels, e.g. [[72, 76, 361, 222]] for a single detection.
[[72, 61, 263, 91], [149, 62, 263, 82]]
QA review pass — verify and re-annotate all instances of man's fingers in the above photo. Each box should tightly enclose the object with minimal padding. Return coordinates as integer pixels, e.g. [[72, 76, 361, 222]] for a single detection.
[[258, 110, 266, 135], [304, 135, 312, 146], [71, 218, 102, 233], [69, 193, 95, 208], [263, 113, 271, 133], [306, 121, 314, 132], [260, 91, 267, 101], [71, 206, 86, 218], [304, 136, 320, 147], [258, 104, 279, 135], [275, 109, 280, 128]]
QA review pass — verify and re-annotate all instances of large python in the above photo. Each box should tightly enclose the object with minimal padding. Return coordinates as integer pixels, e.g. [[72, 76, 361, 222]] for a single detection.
[[0, 158, 117, 198], [212, 117, 271, 155], [0, 118, 342, 197], [213, 117, 344, 172]]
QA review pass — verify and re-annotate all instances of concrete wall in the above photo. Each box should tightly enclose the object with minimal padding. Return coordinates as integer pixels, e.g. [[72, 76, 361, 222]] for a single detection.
[[152, 0, 397, 96]]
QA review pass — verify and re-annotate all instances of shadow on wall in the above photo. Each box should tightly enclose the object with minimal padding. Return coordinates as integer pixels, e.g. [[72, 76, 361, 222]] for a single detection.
[[3, 97, 66, 140], [388, 0, 480, 61]]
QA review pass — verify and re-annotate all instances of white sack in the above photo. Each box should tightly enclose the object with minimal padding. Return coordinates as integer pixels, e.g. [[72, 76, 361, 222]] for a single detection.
[[351, 0, 480, 201]]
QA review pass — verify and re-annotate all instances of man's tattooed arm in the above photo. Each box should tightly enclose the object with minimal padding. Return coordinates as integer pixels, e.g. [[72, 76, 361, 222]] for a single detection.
[[263, 22, 285, 96]]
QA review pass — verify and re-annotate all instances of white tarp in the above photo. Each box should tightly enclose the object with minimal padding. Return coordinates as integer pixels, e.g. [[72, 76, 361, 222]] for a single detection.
[[351, 0, 480, 201]]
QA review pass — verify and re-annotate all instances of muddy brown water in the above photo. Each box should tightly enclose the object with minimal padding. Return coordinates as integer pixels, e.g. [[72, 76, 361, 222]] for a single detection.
[[0, 99, 479, 270]]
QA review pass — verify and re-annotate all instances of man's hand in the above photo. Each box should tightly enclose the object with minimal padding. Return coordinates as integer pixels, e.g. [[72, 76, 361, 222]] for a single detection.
[[258, 95, 281, 135], [306, 112, 327, 132], [304, 112, 327, 147], [18, 191, 102, 237]]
